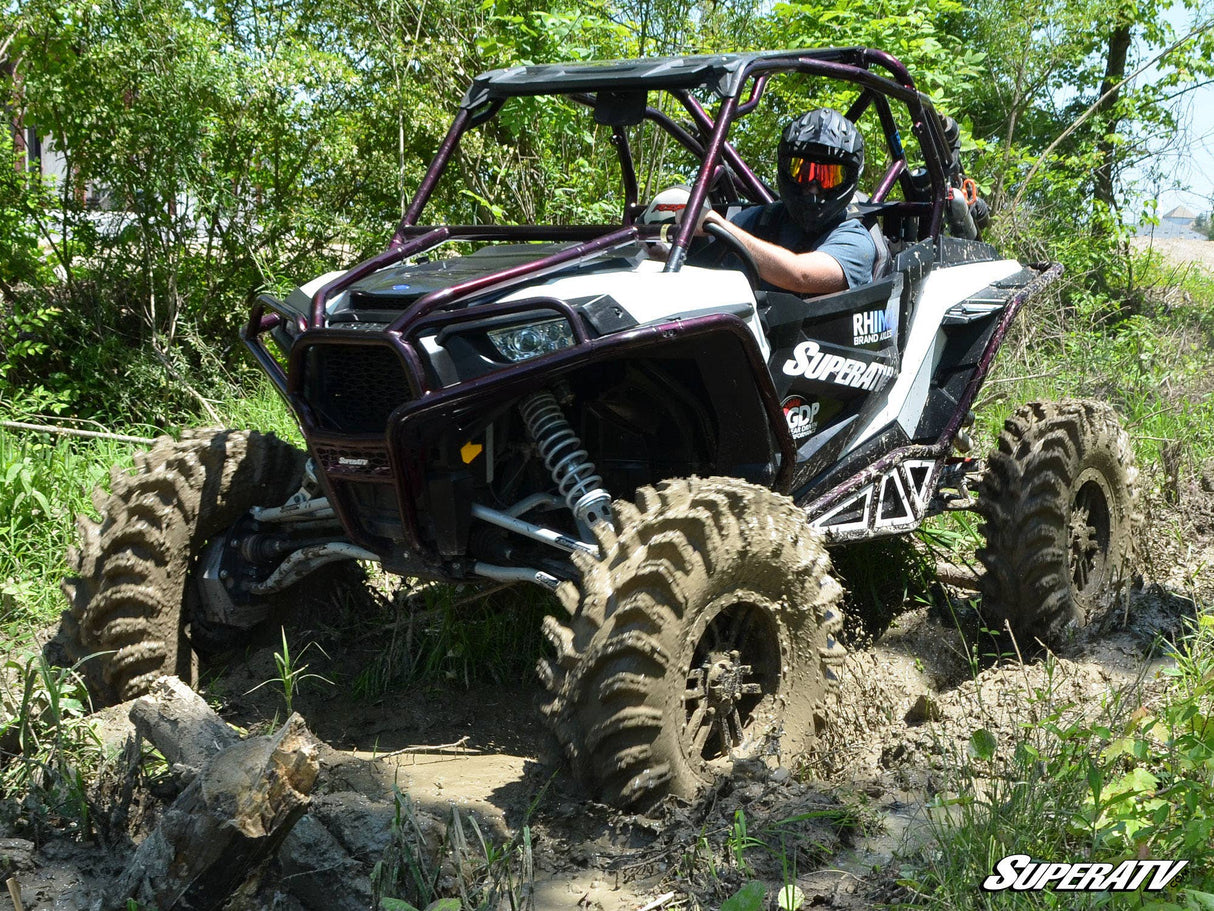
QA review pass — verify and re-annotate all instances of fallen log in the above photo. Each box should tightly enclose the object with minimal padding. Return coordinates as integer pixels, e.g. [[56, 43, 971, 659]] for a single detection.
[[935, 560, 983, 591], [128, 675, 240, 781], [114, 687, 320, 911]]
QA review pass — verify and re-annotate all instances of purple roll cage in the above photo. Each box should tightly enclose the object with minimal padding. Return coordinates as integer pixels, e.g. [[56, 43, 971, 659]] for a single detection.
[[241, 47, 1035, 553], [246, 47, 953, 376]]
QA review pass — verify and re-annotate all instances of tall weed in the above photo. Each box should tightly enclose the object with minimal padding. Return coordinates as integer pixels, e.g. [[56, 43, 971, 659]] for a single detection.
[[0, 650, 102, 836], [899, 609, 1214, 907]]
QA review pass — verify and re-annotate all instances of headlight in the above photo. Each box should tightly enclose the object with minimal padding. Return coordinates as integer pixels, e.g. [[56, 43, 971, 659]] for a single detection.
[[486, 318, 575, 362]]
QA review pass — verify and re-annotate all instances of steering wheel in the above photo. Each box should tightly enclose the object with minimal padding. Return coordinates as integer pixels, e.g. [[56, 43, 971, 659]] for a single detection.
[[704, 221, 761, 292]]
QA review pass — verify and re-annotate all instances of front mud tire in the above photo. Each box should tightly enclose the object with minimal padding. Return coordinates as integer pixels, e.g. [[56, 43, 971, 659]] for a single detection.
[[58, 429, 307, 707], [976, 401, 1138, 646], [538, 477, 845, 809]]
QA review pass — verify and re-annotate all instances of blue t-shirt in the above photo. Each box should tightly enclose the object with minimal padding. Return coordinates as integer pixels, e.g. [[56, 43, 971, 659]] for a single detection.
[[729, 202, 876, 292]]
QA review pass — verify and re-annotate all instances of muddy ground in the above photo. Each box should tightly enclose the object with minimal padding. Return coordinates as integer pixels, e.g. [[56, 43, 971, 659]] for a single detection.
[[6, 452, 1210, 911]]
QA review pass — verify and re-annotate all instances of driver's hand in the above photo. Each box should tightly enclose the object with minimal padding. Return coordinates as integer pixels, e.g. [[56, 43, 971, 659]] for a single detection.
[[700, 210, 727, 236], [676, 205, 720, 236]]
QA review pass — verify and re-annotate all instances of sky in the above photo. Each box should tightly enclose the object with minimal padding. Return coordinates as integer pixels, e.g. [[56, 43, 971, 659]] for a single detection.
[[1127, 5, 1214, 219]]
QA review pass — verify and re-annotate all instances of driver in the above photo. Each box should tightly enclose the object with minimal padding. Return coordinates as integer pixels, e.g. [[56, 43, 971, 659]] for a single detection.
[[697, 108, 877, 295]]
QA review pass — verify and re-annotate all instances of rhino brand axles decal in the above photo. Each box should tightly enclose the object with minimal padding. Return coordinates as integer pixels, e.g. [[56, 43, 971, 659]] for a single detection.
[[853, 309, 891, 345], [981, 855, 1188, 893], [782, 340, 895, 390]]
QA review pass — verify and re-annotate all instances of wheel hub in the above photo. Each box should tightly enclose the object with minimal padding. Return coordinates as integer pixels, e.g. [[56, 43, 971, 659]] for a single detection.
[[705, 650, 758, 711], [1069, 476, 1112, 595], [682, 603, 779, 763]]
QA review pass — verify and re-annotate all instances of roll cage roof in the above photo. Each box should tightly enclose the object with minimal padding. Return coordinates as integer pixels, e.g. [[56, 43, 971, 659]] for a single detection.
[[300, 48, 958, 328], [460, 48, 918, 108]]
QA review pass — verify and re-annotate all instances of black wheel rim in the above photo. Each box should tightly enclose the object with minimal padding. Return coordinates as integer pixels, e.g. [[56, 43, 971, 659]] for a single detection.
[[682, 600, 781, 762], [1070, 470, 1112, 597]]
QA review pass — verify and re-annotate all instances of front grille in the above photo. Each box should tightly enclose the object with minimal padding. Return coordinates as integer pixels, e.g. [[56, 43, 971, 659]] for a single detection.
[[303, 344, 411, 434]]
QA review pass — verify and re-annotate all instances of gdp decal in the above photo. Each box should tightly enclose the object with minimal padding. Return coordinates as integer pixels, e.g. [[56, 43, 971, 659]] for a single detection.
[[982, 855, 1188, 893], [781, 395, 819, 442], [782, 340, 895, 390]]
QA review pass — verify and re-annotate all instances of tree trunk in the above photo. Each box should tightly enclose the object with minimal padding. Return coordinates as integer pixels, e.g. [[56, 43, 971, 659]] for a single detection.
[[114, 680, 320, 911], [1093, 20, 1133, 212]]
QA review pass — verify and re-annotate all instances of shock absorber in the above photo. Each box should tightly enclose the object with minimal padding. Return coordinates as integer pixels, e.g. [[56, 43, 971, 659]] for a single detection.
[[519, 390, 613, 538]]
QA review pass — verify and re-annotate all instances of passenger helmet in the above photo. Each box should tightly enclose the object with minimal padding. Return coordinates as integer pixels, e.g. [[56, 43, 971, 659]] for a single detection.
[[777, 109, 864, 233], [639, 185, 701, 226]]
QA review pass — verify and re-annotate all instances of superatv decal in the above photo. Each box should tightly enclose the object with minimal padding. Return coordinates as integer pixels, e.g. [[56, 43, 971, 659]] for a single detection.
[[782, 340, 895, 390], [853, 309, 892, 345], [781, 395, 820, 442]]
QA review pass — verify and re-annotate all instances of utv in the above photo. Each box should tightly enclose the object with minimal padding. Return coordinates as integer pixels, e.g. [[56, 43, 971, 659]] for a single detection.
[[59, 48, 1137, 808]]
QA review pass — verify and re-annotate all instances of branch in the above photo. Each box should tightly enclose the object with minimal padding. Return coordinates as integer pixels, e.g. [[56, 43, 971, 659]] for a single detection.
[[0, 420, 156, 445], [1011, 18, 1214, 215], [1157, 77, 1214, 103]]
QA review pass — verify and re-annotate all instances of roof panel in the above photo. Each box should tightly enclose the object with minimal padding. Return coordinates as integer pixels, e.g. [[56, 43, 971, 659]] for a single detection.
[[460, 49, 854, 110]]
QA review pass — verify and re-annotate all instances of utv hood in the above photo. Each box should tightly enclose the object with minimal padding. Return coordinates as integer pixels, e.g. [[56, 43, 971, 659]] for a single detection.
[[335, 242, 643, 316]]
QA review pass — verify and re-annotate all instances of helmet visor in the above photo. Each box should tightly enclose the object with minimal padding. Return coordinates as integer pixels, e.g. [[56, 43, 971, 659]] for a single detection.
[[787, 158, 846, 190]]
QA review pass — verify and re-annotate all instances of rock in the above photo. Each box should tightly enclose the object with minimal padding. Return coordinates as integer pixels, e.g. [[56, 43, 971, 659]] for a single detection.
[[904, 694, 943, 725], [87, 700, 140, 754], [310, 792, 397, 861], [0, 837, 35, 876], [278, 815, 372, 911]]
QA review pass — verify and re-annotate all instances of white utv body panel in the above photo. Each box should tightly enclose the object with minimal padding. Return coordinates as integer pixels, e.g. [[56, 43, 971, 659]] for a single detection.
[[499, 259, 771, 360], [846, 258, 1023, 452]]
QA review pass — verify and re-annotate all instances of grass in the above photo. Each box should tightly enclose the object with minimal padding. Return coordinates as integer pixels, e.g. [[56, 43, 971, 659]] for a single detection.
[[0, 426, 135, 630], [245, 627, 334, 718], [0, 648, 104, 837], [352, 581, 555, 698], [0, 379, 297, 634], [371, 787, 538, 910], [974, 254, 1214, 473], [894, 606, 1214, 908]]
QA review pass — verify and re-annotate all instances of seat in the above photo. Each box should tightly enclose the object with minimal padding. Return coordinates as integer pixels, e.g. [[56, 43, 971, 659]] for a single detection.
[[868, 222, 892, 280]]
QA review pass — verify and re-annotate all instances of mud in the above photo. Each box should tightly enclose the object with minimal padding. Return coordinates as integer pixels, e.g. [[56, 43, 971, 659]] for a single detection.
[[8, 452, 1212, 910], [5, 578, 1197, 910]]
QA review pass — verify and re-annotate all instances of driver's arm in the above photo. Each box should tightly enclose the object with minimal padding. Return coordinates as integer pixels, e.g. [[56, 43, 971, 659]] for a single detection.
[[701, 210, 847, 295]]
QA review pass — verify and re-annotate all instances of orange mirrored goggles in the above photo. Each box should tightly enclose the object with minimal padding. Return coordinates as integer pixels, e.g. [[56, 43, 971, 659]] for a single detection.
[[788, 158, 846, 189]]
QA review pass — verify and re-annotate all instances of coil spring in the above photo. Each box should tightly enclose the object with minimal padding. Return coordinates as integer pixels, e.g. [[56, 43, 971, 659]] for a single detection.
[[519, 391, 607, 515]]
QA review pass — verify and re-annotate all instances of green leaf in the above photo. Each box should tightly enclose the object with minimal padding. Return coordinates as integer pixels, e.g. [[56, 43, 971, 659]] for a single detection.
[[969, 728, 997, 761], [1182, 891, 1214, 911], [721, 881, 766, 911], [778, 884, 806, 911], [380, 899, 421, 911], [423, 901, 461, 911]]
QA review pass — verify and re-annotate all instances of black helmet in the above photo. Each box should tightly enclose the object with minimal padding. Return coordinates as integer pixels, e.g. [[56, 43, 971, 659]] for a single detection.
[[777, 109, 864, 233]]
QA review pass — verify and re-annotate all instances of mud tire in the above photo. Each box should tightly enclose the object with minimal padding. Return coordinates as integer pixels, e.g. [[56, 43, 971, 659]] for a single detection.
[[976, 401, 1138, 646], [58, 429, 308, 707], [538, 476, 845, 809]]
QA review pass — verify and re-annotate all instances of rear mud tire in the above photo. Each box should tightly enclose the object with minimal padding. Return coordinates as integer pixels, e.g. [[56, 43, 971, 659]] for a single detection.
[[976, 401, 1138, 647], [58, 429, 308, 707], [538, 476, 845, 809]]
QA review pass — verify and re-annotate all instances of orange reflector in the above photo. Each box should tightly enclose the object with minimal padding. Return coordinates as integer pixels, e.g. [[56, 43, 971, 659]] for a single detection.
[[460, 441, 483, 464]]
